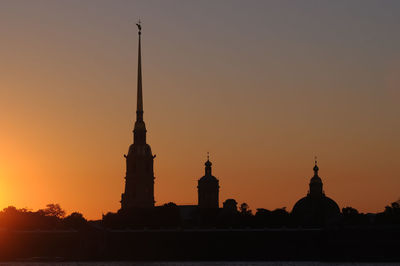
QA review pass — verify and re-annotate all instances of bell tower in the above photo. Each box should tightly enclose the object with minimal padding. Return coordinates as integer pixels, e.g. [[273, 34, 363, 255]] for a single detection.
[[198, 153, 220, 208], [121, 22, 155, 210]]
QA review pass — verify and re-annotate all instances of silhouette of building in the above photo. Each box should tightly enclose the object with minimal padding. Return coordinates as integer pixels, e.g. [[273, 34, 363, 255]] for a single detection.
[[120, 23, 155, 210], [291, 160, 340, 226], [198, 154, 219, 208]]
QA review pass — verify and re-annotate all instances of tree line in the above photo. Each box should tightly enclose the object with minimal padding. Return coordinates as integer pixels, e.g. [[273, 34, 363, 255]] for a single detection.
[[0, 204, 87, 230], [1, 200, 399, 230]]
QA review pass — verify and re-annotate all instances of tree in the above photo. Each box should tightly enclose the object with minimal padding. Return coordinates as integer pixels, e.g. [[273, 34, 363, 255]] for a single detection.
[[342, 207, 359, 216], [39, 204, 66, 218], [239, 203, 252, 216], [391, 200, 400, 209], [2, 206, 18, 214], [63, 212, 87, 229], [163, 202, 178, 208]]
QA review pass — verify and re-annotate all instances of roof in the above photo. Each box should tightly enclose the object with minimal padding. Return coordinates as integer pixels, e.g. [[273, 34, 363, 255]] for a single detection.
[[291, 195, 341, 225], [199, 175, 218, 183]]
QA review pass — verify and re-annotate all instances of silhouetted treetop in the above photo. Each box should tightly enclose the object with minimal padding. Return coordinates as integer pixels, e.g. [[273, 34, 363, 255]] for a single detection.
[[239, 203, 252, 216], [38, 203, 66, 218], [0, 204, 87, 230]]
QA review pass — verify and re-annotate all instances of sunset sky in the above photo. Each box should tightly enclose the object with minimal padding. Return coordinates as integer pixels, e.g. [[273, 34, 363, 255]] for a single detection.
[[0, 0, 399, 219]]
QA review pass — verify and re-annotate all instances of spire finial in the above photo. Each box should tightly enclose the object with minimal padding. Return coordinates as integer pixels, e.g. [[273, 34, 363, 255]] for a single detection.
[[205, 152, 212, 175], [313, 156, 319, 175], [136, 20, 142, 35]]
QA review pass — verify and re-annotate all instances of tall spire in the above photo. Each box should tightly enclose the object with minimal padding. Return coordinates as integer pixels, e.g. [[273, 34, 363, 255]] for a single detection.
[[121, 20, 154, 211], [133, 21, 146, 145], [136, 20, 143, 121]]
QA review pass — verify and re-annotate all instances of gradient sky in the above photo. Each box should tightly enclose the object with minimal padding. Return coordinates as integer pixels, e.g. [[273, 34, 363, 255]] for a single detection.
[[0, 0, 399, 219]]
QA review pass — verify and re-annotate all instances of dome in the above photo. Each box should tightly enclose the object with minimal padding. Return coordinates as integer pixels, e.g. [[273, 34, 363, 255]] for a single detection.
[[310, 175, 322, 184], [199, 174, 218, 183], [292, 195, 340, 226], [291, 161, 341, 226]]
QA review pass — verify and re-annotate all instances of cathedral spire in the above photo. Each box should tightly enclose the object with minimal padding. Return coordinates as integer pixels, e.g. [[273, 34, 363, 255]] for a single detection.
[[133, 21, 146, 145], [121, 20, 155, 210], [136, 21, 143, 122]]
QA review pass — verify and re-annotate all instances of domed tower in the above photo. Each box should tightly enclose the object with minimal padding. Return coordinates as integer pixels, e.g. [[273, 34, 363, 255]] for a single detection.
[[308, 160, 324, 198], [198, 154, 219, 209], [121, 22, 155, 210], [291, 159, 340, 226]]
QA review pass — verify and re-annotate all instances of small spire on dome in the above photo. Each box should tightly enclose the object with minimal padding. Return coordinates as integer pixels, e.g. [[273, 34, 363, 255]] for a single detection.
[[205, 152, 212, 166], [313, 156, 319, 175], [205, 152, 212, 175]]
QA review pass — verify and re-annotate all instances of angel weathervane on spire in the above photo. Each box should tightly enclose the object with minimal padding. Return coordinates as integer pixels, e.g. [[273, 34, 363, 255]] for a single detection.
[[136, 20, 142, 34]]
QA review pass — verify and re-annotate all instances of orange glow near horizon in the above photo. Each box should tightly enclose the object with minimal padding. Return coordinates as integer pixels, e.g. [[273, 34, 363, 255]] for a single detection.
[[0, 1, 399, 219]]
